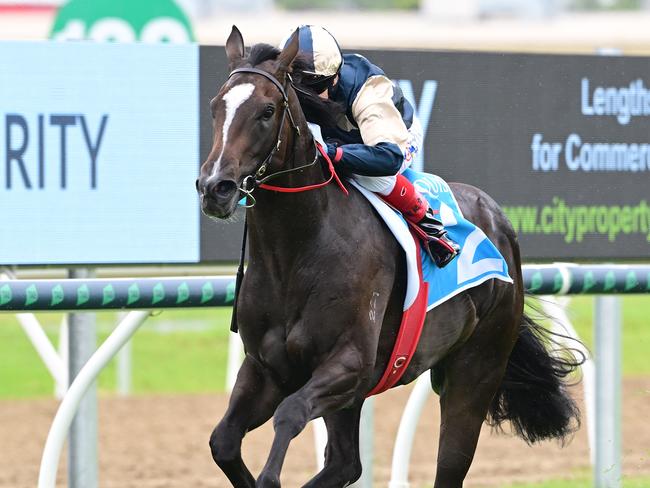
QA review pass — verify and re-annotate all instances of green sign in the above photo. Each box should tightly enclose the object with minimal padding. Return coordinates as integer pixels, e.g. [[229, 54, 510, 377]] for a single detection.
[[50, 0, 195, 43]]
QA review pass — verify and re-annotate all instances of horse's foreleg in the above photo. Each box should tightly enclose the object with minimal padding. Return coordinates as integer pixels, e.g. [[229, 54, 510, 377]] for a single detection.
[[211, 354, 283, 488], [256, 357, 362, 488], [433, 315, 517, 488], [302, 401, 364, 488]]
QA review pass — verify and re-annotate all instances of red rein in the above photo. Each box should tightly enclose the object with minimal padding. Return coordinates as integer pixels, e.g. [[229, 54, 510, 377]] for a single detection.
[[258, 143, 349, 195]]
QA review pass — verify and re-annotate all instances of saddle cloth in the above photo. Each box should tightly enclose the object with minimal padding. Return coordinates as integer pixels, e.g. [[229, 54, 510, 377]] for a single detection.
[[307, 122, 513, 312], [351, 169, 513, 313]]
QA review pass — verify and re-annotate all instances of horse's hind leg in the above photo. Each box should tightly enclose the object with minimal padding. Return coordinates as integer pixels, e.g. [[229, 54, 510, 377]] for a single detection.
[[302, 401, 364, 488], [433, 311, 519, 488], [210, 355, 283, 488]]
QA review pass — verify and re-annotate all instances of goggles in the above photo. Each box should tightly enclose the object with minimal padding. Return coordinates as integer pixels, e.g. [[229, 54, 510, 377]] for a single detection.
[[301, 72, 337, 95]]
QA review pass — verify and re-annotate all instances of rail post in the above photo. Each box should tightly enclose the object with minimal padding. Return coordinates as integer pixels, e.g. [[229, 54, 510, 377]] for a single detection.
[[67, 268, 98, 488], [388, 373, 431, 488], [594, 296, 622, 488], [350, 397, 374, 488]]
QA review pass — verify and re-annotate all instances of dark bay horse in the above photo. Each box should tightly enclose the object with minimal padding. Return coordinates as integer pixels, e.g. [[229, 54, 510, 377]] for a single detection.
[[196, 26, 581, 488]]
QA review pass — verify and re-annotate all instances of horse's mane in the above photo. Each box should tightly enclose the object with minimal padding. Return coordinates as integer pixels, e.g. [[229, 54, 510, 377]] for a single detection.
[[246, 43, 279, 67], [244, 43, 345, 129]]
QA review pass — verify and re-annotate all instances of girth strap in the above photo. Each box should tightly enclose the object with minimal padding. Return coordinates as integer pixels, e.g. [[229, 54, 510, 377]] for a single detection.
[[366, 233, 430, 397]]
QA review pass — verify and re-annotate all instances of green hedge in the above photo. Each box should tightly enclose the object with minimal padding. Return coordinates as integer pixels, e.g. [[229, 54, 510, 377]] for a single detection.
[[571, 0, 642, 10]]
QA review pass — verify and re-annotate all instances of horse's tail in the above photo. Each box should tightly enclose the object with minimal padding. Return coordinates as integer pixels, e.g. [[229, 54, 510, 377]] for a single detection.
[[487, 305, 584, 444]]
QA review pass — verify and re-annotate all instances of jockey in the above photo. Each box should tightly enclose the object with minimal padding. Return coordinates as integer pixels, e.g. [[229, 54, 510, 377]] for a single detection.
[[282, 25, 460, 267]]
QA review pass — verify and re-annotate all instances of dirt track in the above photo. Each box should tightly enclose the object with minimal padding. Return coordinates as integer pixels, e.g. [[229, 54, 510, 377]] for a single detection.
[[2, 378, 649, 488]]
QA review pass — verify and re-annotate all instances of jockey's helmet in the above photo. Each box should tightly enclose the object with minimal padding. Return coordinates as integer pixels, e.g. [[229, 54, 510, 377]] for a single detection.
[[281, 25, 343, 92]]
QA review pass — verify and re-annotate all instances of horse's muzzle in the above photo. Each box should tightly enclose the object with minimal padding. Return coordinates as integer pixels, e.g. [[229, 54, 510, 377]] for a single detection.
[[197, 177, 239, 218]]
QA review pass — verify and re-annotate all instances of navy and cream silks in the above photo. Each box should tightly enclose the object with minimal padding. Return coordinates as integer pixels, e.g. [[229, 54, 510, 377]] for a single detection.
[[323, 54, 416, 177]]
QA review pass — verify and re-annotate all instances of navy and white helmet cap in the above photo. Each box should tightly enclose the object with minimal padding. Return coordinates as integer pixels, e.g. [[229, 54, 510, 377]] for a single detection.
[[280, 25, 343, 79]]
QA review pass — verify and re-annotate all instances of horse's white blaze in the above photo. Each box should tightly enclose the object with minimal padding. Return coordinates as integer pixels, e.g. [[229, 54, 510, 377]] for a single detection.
[[210, 83, 255, 178]]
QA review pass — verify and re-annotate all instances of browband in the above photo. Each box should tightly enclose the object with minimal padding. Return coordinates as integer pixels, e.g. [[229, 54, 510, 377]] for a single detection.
[[228, 67, 289, 102]]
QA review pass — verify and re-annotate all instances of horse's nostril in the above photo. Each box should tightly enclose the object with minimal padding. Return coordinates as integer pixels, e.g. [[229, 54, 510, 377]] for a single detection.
[[201, 178, 237, 202], [215, 180, 237, 197]]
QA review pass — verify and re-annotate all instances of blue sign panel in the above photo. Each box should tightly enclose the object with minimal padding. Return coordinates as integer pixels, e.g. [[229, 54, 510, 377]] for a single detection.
[[0, 41, 199, 264]]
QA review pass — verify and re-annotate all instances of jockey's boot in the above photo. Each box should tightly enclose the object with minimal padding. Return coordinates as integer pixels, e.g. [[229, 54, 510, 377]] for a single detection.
[[381, 174, 460, 268], [414, 209, 461, 268]]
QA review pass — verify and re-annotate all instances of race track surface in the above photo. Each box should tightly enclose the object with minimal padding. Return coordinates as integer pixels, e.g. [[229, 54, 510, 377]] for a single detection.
[[2, 378, 649, 487]]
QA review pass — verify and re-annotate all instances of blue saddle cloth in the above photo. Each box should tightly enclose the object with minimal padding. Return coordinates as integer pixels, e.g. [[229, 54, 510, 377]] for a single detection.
[[402, 169, 512, 310]]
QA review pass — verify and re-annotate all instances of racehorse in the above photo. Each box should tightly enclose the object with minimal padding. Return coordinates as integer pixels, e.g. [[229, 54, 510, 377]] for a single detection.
[[196, 26, 582, 488]]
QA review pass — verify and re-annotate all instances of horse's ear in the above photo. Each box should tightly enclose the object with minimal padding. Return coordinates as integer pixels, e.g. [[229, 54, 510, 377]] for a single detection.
[[277, 29, 299, 70], [225, 25, 245, 67]]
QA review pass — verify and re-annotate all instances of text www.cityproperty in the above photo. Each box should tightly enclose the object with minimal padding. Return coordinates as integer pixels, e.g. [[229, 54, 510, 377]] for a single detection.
[[502, 198, 650, 243]]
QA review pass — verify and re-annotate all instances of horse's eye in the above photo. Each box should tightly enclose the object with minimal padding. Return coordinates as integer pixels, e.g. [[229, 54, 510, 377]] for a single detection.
[[261, 106, 275, 120]]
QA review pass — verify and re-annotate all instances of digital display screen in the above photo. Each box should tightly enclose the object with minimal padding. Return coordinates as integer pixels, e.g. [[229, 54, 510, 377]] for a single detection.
[[200, 47, 650, 262], [0, 41, 200, 265]]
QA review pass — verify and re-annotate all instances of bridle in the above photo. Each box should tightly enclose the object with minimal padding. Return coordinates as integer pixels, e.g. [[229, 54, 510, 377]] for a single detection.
[[226, 67, 347, 207]]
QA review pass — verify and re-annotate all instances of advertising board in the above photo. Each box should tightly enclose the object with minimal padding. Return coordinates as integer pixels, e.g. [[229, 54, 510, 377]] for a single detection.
[[2, 42, 648, 265], [363, 50, 650, 261], [199, 47, 650, 262], [50, 0, 195, 43], [0, 42, 199, 265]]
